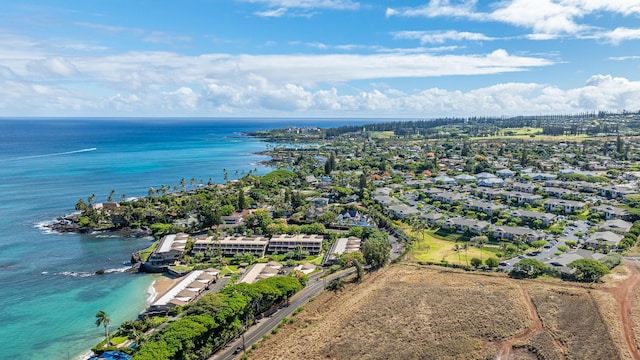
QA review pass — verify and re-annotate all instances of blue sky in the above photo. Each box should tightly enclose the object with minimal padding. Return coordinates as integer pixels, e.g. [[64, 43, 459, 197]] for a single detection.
[[1, 0, 639, 118]]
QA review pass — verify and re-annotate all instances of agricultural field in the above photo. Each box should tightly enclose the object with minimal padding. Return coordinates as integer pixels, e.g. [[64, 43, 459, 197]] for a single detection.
[[249, 263, 640, 360]]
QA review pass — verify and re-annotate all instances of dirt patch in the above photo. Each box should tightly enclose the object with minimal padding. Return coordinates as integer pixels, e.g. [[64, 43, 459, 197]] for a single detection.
[[605, 262, 640, 360], [528, 285, 619, 359]]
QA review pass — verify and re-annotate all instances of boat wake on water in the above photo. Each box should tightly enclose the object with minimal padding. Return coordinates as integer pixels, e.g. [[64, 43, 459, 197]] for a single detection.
[[52, 266, 131, 278], [0, 148, 97, 162]]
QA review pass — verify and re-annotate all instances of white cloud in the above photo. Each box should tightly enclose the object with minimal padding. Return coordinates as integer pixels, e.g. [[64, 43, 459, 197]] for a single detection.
[[609, 55, 640, 61], [393, 30, 494, 44], [2, 73, 639, 117], [26, 57, 79, 78], [387, 0, 640, 40], [599, 27, 640, 44], [255, 8, 288, 17], [162, 87, 200, 110]]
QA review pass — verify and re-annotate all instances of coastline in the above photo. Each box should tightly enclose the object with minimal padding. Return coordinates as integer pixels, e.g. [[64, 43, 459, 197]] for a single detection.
[[147, 275, 183, 304]]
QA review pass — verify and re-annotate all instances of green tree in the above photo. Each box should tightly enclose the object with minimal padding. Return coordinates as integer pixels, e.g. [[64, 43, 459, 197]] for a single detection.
[[362, 233, 390, 270], [470, 257, 482, 267], [238, 190, 247, 210], [485, 257, 499, 268], [568, 259, 610, 282], [326, 277, 345, 294], [531, 240, 547, 251], [452, 244, 462, 265], [511, 258, 546, 278], [354, 260, 364, 283], [471, 235, 488, 262], [95, 310, 112, 347]]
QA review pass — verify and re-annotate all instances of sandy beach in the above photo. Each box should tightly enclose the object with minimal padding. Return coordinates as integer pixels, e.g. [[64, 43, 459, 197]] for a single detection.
[[148, 275, 183, 303]]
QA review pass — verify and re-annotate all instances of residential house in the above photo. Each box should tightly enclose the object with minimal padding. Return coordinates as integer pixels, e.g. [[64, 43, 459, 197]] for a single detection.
[[473, 187, 503, 200], [491, 225, 545, 243], [442, 217, 489, 234], [542, 187, 576, 198], [597, 185, 636, 199], [496, 168, 515, 178], [545, 249, 605, 276], [454, 174, 477, 183], [420, 211, 443, 225], [599, 219, 633, 234], [478, 177, 504, 187], [510, 210, 557, 226], [220, 209, 251, 225], [511, 182, 536, 194], [432, 191, 466, 205], [592, 205, 628, 220], [433, 175, 456, 185], [503, 191, 543, 205], [584, 231, 624, 249], [388, 204, 421, 219], [335, 209, 375, 228], [543, 199, 586, 214], [464, 200, 506, 216]]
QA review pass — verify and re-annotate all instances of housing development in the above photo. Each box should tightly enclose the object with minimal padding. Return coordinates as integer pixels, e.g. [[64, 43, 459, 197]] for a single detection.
[[76, 113, 640, 360]]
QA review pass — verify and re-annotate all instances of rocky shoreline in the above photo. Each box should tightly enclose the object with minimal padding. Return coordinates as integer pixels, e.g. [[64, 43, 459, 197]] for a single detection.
[[46, 214, 153, 238]]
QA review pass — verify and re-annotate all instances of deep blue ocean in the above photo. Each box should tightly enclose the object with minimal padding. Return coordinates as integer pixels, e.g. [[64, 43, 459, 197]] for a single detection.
[[0, 118, 374, 360]]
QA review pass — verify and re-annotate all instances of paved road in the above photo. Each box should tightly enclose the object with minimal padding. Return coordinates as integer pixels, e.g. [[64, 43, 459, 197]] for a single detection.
[[210, 268, 356, 360]]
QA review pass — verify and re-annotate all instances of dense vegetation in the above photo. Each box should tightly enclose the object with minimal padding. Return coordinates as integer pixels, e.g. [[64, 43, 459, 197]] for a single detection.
[[132, 275, 303, 360]]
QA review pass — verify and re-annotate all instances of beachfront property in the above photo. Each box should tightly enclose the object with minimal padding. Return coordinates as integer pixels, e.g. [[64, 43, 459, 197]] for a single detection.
[[267, 234, 324, 255], [192, 235, 269, 257], [143, 268, 219, 316], [146, 233, 189, 269]]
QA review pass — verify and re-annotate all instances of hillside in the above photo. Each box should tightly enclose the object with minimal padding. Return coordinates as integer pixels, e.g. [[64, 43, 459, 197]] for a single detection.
[[248, 262, 640, 360]]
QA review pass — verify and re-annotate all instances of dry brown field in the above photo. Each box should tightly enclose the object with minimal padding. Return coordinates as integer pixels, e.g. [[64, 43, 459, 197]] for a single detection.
[[248, 262, 640, 360]]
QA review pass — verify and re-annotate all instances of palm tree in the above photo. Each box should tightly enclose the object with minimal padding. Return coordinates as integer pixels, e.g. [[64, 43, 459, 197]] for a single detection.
[[453, 244, 461, 265], [462, 243, 469, 266], [95, 310, 111, 346]]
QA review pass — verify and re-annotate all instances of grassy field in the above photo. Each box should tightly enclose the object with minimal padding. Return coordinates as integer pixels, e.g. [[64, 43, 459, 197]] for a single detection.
[[249, 263, 637, 360], [408, 229, 500, 265]]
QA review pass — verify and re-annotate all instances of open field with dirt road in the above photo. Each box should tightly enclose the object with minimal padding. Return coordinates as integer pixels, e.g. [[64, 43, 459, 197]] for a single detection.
[[248, 263, 640, 360]]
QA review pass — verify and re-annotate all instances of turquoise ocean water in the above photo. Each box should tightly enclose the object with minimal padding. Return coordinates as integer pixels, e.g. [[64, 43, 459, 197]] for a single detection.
[[0, 118, 367, 360]]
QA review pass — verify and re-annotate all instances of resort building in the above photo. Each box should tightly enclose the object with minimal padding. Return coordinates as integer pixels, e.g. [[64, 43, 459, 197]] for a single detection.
[[143, 268, 219, 316], [192, 235, 269, 257], [267, 234, 324, 255], [146, 233, 188, 269]]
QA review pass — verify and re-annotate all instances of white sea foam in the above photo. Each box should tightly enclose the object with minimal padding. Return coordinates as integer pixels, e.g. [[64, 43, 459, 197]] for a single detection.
[[147, 280, 158, 304], [56, 266, 130, 278]]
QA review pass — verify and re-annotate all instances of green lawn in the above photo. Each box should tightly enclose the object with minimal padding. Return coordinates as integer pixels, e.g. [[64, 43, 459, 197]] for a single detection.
[[409, 229, 500, 265], [138, 241, 158, 262]]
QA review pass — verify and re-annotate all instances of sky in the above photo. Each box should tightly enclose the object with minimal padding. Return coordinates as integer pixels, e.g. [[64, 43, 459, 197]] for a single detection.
[[1, 0, 640, 118]]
